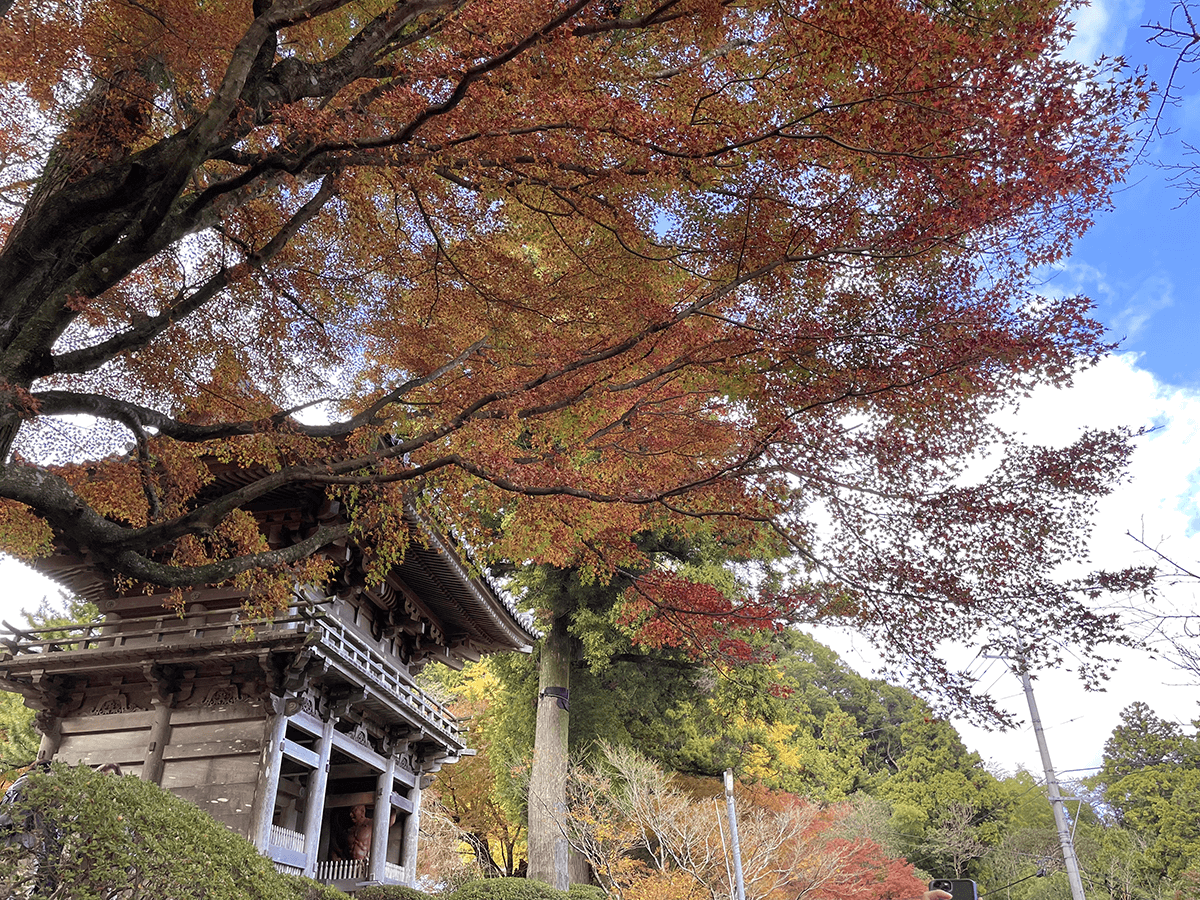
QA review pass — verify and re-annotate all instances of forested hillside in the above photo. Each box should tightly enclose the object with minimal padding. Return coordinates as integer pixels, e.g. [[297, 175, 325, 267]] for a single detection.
[[419, 631, 1200, 900]]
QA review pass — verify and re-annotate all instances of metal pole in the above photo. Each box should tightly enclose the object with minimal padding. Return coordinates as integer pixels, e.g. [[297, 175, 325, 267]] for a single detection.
[[1020, 667, 1087, 900], [715, 798, 735, 900], [723, 769, 746, 900]]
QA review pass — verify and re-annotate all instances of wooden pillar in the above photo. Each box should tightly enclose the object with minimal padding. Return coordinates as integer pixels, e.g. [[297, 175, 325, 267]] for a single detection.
[[369, 752, 398, 883], [402, 780, 423, 885], [34, 712, 61, 763], [250, 709, 289, 851], [301, 715, 336, 878], [140, 699, 172, 785]]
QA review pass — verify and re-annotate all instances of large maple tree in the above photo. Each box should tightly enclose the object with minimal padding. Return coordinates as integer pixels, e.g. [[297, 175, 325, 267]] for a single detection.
[[0, 0, 1147, 692]]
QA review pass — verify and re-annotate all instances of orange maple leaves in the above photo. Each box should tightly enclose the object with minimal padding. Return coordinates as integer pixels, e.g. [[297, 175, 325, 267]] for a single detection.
[[0, 0, 1150, 696]]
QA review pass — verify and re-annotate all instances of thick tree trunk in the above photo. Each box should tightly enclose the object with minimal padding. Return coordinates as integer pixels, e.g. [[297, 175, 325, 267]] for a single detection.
[[527, 613, 572, 889], [568, 843, 591, 885]]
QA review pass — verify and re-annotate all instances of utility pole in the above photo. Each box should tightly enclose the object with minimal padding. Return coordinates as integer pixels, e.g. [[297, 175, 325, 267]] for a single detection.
[[723, 769, 746, 900], [1019, 665, 1087, 900]]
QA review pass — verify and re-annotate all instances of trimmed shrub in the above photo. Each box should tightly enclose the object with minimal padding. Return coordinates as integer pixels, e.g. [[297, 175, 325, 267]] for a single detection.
[[355, 886, 437, 900], [0, 763, 345, 900], [281, 874, 353, 900], [567, 884, 607, 900], [449, 877, 568, 900]]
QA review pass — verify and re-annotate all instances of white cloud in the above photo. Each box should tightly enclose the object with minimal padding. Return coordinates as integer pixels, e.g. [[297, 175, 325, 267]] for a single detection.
[[819, 354, 1200, 776], [1043, 260, 1174, 347], [1177, 92, 1200, 140], [1068, 0, 1113, 64], [982, 355, 1200, 762], [0, 557, 70, 625], [1046, 259, 1116, 306], [1066, 0, 1148, 63], [1112, 274, 1175, 344]]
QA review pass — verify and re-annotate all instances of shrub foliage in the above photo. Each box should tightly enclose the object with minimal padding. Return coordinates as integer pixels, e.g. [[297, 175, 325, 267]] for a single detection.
[[355, 886, 438, 900], [0, 763, 344, 900], [449, 877, 571, 900]]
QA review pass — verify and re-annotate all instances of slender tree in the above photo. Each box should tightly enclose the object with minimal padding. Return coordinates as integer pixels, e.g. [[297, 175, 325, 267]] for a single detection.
[[516, 553, 717, 887]]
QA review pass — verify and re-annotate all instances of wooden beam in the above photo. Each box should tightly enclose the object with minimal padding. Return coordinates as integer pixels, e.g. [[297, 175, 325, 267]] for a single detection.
[[329, 762, 418, 788], [389, 791, 414, 813], [98, 586, 250, 614], [450, 640, 482, 663], [282, 738, 319, 769], [384, 574, 446, 643], [162, 739, 261, 760], [286, 709, 325, 739], [325, 791, 376, 808], [330, 729, 388, 772]]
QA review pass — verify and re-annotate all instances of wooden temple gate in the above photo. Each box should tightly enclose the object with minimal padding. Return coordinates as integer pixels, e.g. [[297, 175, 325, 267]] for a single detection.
[[0, 495, 536, 891]]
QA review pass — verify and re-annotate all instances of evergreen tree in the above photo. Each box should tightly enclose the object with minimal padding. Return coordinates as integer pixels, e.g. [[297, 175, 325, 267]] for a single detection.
[[1090, 702, 1200, 881], [0, 690, 39, 772], [0, 596, 98, 773], [879, 710, 1009, 878]]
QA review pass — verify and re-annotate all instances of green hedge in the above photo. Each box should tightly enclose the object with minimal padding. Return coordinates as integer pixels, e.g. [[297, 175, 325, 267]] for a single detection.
[[282, 875, 352, 900], [0, 763, 347, 900], [445, 877, 608, 900], [355, 886, 437, 900], [449, 877, 569, 900], [567, 885, 607, 900]]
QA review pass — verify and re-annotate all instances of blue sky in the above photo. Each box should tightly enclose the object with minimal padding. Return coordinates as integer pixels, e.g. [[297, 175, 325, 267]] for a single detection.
[[1068, 0, 1200, 388]]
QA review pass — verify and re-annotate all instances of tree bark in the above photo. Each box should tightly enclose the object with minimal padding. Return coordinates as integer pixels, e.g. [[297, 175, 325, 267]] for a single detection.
[[463, 832, 503, 877], [527, 613, 572, 889]]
